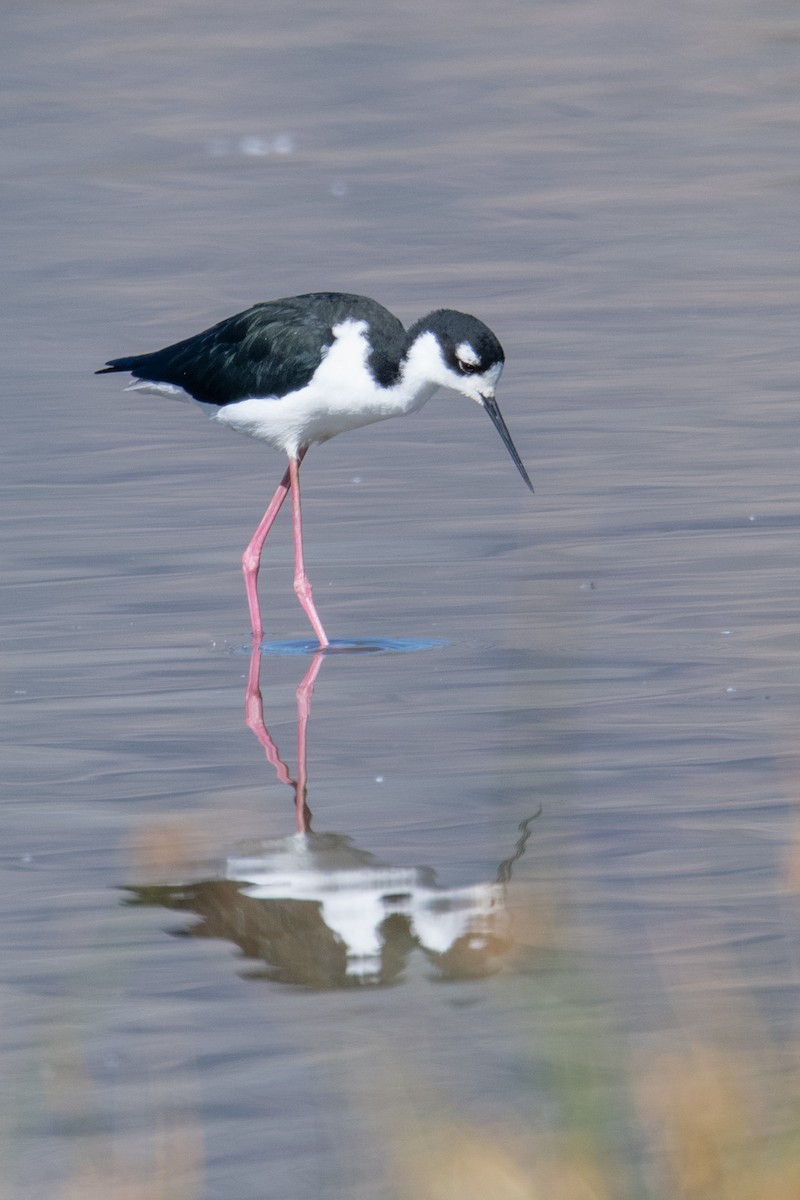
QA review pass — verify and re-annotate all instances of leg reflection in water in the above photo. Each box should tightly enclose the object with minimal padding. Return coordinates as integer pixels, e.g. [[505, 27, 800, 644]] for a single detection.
[[245, 641, 325, 834]]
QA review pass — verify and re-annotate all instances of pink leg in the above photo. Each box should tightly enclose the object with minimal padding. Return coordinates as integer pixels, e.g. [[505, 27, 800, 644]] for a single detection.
[[242, 447, 310, 638], [289, 456, 330, 648], [242, 465, 291, 638]]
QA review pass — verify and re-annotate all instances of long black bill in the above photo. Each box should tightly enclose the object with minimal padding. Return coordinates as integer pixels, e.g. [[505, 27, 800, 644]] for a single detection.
[[481, 393, 534, 493]]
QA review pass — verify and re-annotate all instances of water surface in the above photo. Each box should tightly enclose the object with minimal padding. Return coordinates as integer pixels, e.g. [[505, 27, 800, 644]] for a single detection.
[[3, 0, 799, 1196]]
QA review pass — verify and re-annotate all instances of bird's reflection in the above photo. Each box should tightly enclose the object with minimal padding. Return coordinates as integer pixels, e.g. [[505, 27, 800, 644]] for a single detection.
[[124, 644, 535, 990]]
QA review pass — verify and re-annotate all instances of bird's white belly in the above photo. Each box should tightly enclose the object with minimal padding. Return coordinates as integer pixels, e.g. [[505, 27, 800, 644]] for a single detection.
[[213, 389, 403, 454]]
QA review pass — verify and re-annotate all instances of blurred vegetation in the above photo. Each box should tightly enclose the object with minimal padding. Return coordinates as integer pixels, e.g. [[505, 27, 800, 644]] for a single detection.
[[381, 885, 800, 1200]]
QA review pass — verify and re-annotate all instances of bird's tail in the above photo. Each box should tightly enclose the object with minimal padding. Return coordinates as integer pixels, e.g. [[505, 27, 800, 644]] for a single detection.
[[95, 357, 139, 375]]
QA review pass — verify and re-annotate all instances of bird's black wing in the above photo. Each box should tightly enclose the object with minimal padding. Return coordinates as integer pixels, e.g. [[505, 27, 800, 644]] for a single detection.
[[96, 294, 400, 406]]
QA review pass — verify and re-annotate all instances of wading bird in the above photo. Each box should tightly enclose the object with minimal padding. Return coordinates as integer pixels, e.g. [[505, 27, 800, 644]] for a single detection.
[[97, 292, 532, 646]]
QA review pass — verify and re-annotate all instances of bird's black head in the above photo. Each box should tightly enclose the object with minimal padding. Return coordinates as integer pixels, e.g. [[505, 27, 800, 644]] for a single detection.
[[405, 308, 533, 492], [403, 308, 505, 407], [409, 309, 505, 381]]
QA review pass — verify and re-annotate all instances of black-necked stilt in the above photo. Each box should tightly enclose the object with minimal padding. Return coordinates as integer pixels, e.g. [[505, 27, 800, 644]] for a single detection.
[[97, 292, 532, 646]]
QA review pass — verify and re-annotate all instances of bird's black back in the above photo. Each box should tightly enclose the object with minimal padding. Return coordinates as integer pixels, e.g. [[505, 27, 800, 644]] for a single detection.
[[96, 293, 409, 405]]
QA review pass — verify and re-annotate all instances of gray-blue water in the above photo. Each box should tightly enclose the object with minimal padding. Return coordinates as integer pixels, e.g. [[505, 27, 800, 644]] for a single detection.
[[3, 1, 799, 1195]]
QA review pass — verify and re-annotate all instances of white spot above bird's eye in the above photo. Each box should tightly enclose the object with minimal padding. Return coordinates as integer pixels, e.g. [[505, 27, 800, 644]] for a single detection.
[[455, 341, 480, 367]]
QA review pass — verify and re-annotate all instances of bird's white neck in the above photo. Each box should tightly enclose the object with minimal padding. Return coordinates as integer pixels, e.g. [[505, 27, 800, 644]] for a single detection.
[[393, 330, 449, 414]]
